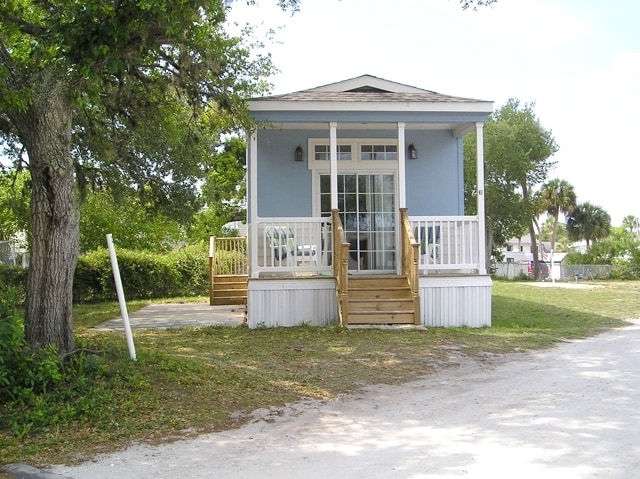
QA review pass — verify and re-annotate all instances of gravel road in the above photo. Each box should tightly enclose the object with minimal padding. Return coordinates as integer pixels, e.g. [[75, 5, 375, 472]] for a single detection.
[[45, 318, 640, 479]]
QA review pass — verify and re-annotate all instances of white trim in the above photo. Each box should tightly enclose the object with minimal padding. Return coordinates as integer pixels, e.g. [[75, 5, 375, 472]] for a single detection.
[[453, 124, 474, 138], [476, 122, 487, 275], [249, 130, 259, 278], [330, 122, 338, 210], [249, 100, 494, 113], [307, 138, 399, 171], [307, 75, 428, 93], [397, 123, 406, 210], [258, 122, 468, 131]]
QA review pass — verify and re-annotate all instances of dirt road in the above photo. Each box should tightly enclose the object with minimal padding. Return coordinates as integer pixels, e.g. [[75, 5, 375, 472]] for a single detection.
[[51, 319, 640, 478]]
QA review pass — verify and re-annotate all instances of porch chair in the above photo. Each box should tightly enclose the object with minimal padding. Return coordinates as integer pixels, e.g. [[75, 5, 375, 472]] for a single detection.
[[265, 225, 318, 266], [414, 225, 441, 264]]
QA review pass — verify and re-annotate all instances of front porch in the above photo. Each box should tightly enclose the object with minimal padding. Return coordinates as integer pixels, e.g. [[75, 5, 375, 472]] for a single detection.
[[210, 210, 491, 328], [235, 75, 493, 329]]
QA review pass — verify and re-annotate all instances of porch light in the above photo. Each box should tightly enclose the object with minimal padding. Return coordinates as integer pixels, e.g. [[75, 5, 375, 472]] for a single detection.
[[408, 143, 418, 160], [295, 145, 304, 161]]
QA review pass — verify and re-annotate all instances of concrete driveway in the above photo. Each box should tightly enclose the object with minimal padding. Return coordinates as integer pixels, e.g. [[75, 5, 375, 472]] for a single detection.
[[47, 318, 640, 478]]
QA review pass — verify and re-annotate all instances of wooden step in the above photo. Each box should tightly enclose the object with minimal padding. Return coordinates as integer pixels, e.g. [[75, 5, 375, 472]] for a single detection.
[[345, 275, 417, 325], [214, 274, 248, 284], [348, 287, 412, 300], [348, 276, 409, 288], [346, 311, 416, 324], [211, 296, 247, 306], [211, 274, 248, 306], [348, 298, 414, 312]]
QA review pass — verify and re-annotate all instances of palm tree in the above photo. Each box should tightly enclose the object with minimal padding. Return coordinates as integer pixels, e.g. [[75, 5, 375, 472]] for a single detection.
[[566, 202, 611, 251], [539, 178, 577, 251]]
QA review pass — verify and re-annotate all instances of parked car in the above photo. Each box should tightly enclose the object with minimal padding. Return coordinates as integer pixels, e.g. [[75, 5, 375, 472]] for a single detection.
[[527, 260, 549, 279]]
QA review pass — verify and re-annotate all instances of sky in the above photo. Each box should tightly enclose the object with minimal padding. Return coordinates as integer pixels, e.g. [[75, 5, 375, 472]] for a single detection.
[[227, 0, 640, 227]]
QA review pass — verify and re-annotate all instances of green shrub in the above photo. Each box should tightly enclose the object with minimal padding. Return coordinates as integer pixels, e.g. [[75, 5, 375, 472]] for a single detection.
[[0, 281, 139, 438], [73, 245, 210, 303], [0, 265, 27, 303], [165, 245, 210, 297]]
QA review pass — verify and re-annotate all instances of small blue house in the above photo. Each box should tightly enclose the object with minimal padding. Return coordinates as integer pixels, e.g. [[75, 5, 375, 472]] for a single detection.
[[218, 75, 493, 328]]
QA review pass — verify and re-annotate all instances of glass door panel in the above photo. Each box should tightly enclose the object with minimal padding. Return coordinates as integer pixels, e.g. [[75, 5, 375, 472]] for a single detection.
[[320, 173, 395, 273]]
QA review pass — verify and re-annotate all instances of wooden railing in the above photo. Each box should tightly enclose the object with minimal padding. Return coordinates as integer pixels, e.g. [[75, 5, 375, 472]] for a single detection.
[[409, 216, 480, 273], [400, 209, 420, 324], [209, 236, 248, 275], [332, 209, 350, 326]]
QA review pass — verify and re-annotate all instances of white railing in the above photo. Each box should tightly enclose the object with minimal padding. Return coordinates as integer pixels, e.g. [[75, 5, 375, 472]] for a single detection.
[[255, 217, 333, 275], [409, 216, 480, 274]]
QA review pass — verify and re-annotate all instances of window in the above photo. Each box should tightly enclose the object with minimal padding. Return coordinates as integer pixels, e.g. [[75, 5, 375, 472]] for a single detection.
[[361, 144, 397, 161], [308, 139, 397, 169], [314, 144, 352, 161]]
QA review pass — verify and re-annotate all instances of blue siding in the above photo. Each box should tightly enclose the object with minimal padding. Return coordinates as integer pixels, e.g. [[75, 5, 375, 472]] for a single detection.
[[406, 131, 463, 215], [251, 128, 468, 217], [255, 130, 312, 217]]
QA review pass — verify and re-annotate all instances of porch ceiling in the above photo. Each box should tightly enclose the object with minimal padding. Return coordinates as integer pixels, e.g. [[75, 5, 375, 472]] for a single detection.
[[257, 121, 476, 137]]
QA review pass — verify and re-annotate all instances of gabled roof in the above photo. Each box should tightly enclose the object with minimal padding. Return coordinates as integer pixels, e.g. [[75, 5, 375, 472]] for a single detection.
[[249, 74, 492, 113], [307, 75, 431, 94]]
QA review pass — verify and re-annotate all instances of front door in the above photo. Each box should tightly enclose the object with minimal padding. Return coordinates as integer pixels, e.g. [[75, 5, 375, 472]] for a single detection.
[[320, 173, 396, 273]]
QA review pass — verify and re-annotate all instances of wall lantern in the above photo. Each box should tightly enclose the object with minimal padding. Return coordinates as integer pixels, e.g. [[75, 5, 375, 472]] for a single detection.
[[295, 145, 304, 162], [408, 143, 418, 160]]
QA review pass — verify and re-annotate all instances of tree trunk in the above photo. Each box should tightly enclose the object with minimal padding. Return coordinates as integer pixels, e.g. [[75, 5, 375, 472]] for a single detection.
[[18, 74, 79, 354], [528, 219, 540, 280]]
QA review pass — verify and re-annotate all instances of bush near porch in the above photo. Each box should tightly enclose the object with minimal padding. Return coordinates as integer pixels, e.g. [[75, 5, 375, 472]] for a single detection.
[[1, 245, 218, 304]]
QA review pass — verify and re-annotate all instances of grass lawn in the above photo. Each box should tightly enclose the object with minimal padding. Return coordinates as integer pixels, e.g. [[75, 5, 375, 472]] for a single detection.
[[1, 280, 639, 467]]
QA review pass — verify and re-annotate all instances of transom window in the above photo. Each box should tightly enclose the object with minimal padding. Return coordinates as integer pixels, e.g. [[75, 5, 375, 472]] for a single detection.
[[308, 139, 398, 169], [360, 144, 397, 161], [314, 144, 352, 161]]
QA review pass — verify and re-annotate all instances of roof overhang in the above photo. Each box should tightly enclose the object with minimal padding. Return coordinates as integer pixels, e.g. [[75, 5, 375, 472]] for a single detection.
[[248, 99, 494, 114]]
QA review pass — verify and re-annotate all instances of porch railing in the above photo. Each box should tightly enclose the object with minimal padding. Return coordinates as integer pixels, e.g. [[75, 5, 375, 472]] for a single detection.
[[409, 216, 480, 273], [255, 217, 333, 275], [332, 209, 350, 325], [209, 236, 248, 275], [400, 209, 420, 324]]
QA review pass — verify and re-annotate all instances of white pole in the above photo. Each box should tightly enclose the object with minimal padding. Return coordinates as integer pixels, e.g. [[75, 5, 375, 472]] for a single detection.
[[476, 122, 487, 275], [330, 121, 338, 210], [106, 234, 137, 361]]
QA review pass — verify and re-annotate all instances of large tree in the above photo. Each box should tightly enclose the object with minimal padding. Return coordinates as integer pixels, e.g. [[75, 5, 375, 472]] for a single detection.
[[465, 98, 557, 275], [0, 0, 275, 354]]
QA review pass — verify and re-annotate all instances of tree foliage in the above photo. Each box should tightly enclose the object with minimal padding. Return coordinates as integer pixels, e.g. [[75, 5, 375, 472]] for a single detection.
[[566, 201, 612, 252], [79, 189, 184, 254], [538, 178, 576, 251], [465, 98, 558, 275], [0, 0, 275, 353], [187, 135, 247, 242], [0, 169, 30, 242]]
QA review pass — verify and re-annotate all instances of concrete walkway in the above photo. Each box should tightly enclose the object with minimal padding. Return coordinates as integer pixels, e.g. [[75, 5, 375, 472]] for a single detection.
[[94, 303, 246, 330]]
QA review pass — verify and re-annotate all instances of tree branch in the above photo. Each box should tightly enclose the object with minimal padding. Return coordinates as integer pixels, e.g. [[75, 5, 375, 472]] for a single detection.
[[0, 40, 23, 86], [2, 11, 47, 37]]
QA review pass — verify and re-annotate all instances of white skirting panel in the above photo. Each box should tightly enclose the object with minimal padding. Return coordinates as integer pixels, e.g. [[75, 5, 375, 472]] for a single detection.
[[419, 275, 492, 328], [247, 278, 338, 328]]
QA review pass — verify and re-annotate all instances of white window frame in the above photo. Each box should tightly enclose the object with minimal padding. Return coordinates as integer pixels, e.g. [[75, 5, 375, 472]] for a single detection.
[[307, 138, 399, 171]]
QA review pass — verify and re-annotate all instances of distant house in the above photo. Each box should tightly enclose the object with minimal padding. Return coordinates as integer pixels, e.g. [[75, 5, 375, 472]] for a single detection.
[[211, 75, 494, 328], [499, 237, 568, 280]]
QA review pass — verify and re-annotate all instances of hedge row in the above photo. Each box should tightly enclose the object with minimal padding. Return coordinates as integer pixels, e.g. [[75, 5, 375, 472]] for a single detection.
[[0, 245, 212, 304]]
